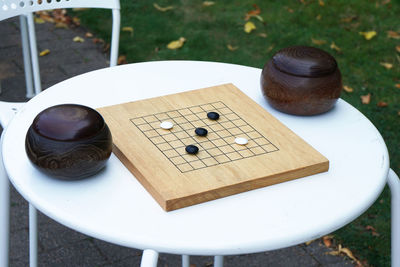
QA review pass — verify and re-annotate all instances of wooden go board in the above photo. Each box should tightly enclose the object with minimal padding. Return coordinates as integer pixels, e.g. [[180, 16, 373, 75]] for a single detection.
[[97, 84, 329, 211]]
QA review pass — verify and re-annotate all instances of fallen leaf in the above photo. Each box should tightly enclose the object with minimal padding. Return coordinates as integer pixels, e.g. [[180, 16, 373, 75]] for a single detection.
[[245, 4, 261, 20], [72, 8, 89, 11], [316, 14, 322, 20], [341, 247, 359, 263], [34, 17, 45, 24], [319, 0, 325, 6], [117, 55, 127, 65], [267, 45, 274, 52], [244, 21, 256, 33], [85, 32, 93, 38], [377, 101, 388, 107], [387, 30, 400, 39], [189, 264, 196, 267], [396, 46, 400, 53], [341, 15, 358, 23], [258, 33, 267, 38], [398, 111, 400, 116], [55, 22, 69, 29], [153, 3, 174, 12], [167, 37, 186, 49], [382, 0, 391, 4], [93, 38, 105, 44], [330, 42, 341, 52], [343, 85, 354, 93], [322, 235, 333, 247], [380, 62, 393, 69], [285, 7, 294, 13], [227, 44, 238, 51], [311, 38, 327, 45], [395, 84, 400, 88], [39, 49, 50, 56], [361, 93, 371, 104], [122, 26, 134, 36], [359, 31, 377, 40], [203, 1, 215, 6], [72, 17, 80, 26], [73, 36, 85, 43], [326, 244, 363, 266]]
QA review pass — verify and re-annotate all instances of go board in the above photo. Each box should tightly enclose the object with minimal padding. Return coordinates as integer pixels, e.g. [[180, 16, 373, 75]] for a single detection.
[[97, 84, 329, 211]]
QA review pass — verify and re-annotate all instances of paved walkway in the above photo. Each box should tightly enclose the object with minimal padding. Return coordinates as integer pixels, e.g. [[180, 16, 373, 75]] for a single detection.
[[0, 16, 355, 267]]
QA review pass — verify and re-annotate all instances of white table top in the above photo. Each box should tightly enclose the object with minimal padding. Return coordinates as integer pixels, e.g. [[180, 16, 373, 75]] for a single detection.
[[2, 60, 389, 255]]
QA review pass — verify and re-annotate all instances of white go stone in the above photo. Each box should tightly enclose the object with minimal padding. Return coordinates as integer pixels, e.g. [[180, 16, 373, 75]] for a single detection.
[[235, 137, 248, 145], [160, 121, 173, 130]]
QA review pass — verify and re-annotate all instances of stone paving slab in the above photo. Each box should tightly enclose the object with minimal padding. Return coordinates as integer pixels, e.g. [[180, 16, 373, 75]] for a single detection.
[[0, 15, 356, 267]]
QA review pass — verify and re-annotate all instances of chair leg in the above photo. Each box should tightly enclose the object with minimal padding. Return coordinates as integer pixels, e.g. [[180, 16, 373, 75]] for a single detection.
[[29, 204, 38, 267], [214, 255, 224, 267], [0, 143, 10, 267], [182, 255, 190, 267], [140, 249, 159, 267], [19, 15, 35, 98], [388, 168, 400, 267], [110, 9, 121, 67], [26, 13, 42, 95]]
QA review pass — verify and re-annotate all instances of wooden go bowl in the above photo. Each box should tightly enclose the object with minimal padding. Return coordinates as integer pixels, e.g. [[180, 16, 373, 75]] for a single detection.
[[260, 46, 342, 115], [25, 104, 112, 180]]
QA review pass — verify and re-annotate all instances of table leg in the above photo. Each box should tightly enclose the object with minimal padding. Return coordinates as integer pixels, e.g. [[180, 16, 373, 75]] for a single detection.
[[29, 204, 38, 267], [140, 249, 159, 267], [182, 255, 190, 267], [214, 255, 224, 267], [0, 142, 10, 267], [388, 168, 400, 267]]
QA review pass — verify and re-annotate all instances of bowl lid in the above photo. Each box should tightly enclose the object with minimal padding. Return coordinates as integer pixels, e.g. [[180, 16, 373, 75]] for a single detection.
[[272, 46, 337, 78], [32, 104, 105, 141]]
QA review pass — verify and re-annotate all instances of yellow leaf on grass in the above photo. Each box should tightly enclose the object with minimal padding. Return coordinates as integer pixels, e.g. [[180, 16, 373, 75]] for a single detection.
[[227, 44, 238, 51], [311, 38, 326, 45], [343, 85, 354, 93], [396, 46, 400, 53], [330, 42, 341, 52], [380, 62, 393, 69], [153, 3, 174, 12], [122, 26, 134, 36], [244, 21, 256, 33], [359, 31, 377, 40], [258, 33, 267, 38], [387, 30, 400, 39], [316, 14, 322, 20], [73, 36, 85, 43], [39, 49, 50, 57], [361, 93, 371, 104], [203, 1, 215, 7], [34, 17, 45, 24], [167, 37, 186, 49], [318, 0, 325, 6]]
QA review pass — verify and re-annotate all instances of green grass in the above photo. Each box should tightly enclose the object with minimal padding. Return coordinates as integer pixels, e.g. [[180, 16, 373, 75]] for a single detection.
[[75, 1, 399, 266]]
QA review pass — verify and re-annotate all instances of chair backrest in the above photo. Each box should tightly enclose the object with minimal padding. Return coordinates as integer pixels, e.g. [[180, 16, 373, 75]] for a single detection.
[[0, 0, 120, 95], [1, 0, 120, 21]]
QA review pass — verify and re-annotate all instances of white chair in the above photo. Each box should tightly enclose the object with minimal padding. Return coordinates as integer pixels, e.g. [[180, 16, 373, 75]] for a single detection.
[[0, 1, 120, 266]]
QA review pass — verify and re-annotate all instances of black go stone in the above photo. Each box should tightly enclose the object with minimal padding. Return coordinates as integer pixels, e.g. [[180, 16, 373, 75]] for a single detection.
[[185, 145, 199, 155], [195, 127, 208, 136], [207, 111, 220, 120]]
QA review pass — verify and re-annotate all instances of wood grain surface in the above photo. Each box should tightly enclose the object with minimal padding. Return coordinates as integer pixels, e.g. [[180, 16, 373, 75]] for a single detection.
[[97, 84, 329, 211]]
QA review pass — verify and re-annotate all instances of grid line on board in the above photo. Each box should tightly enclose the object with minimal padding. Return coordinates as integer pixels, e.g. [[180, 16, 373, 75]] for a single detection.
[[130, 101, 279, 173]]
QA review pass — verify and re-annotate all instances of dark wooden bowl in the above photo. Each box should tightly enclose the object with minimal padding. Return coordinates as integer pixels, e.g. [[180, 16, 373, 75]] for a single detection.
[[260, 46, 342, 115], [25, 104, 112, 180]]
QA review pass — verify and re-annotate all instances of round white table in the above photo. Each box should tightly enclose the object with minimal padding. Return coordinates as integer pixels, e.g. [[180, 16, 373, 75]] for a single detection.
[[2, 61, 399, 267]]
